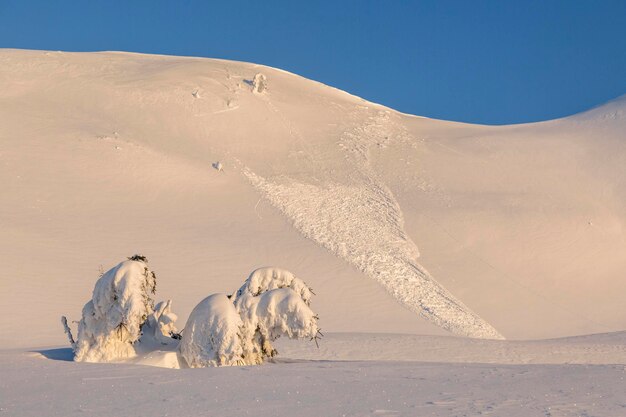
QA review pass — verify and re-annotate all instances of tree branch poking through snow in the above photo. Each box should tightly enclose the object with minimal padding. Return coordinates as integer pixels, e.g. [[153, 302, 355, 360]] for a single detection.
[[61, 316, 76, 351]]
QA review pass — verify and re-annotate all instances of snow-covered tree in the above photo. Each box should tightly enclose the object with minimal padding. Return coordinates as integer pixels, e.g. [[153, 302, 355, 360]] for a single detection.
[[233, 267, 313, 303], [179, 267, 321, 367], [178, 293, 245, 368], [67, 259, 318, 367], [233, 267, 319, 364], [73, 255, 159, 362]]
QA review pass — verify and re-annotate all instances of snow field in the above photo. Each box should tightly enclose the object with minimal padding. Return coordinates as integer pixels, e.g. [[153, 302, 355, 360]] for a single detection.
[[0, 48, 625, 417], [3, 333, 626, 417], [2, 50, 625, 345]]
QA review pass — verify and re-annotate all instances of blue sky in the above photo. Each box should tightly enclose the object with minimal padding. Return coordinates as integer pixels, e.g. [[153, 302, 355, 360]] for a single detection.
[[1, 1, 624, 125]]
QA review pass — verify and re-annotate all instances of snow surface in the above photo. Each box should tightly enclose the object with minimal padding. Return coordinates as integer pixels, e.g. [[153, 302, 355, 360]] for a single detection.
[[2, 50, 624, 346], [245, 170, 503, 339], [2, 332, 626, 417], [0, 49, 625, 416]]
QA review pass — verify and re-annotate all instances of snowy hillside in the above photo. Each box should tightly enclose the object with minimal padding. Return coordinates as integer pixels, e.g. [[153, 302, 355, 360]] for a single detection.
[[1, 49, 625, 350]]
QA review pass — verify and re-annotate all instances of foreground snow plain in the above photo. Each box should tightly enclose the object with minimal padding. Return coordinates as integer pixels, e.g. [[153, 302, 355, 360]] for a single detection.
[[2, 332, 625, 417], [1, 49, 625, 416]]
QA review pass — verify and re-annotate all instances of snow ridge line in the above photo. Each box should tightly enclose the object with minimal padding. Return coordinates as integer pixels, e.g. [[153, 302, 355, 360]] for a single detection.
[[243, 107, 503, 339]]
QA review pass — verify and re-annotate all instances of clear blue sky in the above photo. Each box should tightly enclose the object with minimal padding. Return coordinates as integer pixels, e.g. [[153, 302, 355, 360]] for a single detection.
[[1, 1, 624, 125]]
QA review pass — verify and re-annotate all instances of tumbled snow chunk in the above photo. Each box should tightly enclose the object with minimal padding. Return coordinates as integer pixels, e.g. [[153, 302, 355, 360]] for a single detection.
[[252, 73, 267, 94]]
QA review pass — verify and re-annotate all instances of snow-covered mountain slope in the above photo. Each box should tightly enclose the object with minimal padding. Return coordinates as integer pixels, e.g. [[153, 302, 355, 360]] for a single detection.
[[1, 49, 624, 348]]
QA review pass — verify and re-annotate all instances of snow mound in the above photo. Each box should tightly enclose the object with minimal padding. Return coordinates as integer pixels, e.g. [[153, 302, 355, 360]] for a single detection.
[[74, 257, 157, 362]]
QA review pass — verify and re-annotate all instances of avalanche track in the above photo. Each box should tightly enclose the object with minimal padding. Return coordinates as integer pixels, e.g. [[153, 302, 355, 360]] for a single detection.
[[244, 106, 503, 339]]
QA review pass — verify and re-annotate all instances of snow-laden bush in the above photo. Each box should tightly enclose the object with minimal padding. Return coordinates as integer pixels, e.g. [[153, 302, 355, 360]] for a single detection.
[[234, 267, 313, 303], [233, 267, 318, 364], [142, 300, 180, 344], [73, 256, 159, 362], [179, 294, 244, 367], [179, 267, 321, 367], [237, 287, 319, 364], [66, 260, 319, 367]]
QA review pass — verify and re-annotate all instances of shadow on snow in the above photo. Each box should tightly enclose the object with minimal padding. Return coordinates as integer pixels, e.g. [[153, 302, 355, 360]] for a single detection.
[[34, 347, 74, 361]]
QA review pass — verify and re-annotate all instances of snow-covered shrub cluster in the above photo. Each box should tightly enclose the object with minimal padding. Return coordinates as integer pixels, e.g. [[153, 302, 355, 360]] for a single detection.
[[142, 300, 180, 344], [69, 255, 176, 362], [180, 267, 320, 367], [65, 258, 319, 367]]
